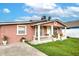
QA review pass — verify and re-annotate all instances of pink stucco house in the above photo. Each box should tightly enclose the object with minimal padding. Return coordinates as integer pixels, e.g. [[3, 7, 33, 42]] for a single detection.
[[0, 19, 67, 45]]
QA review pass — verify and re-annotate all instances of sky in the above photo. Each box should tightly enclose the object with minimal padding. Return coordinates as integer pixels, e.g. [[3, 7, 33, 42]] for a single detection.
[[0, 2, 79, 22]]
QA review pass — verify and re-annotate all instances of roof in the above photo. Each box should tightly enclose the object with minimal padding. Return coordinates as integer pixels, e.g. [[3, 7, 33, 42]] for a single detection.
[[0, 20, 46, 25], [0, 19, 67, 27], [65, 20, 79, 28]]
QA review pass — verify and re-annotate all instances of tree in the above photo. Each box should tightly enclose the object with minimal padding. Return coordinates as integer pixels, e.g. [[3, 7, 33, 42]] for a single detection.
[[41, 16, 46, 20], [48, 16, 51, 21]]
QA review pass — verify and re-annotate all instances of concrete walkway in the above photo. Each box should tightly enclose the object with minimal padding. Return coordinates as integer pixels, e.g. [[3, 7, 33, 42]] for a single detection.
[[0, 43, 47, 56]]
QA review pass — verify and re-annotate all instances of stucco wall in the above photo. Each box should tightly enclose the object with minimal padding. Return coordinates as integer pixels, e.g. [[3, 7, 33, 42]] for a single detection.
[[62, 28, 79, 38]]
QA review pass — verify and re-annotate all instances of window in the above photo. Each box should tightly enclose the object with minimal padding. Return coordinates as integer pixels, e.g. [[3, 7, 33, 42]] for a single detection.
[[17, 25, 27, 35]]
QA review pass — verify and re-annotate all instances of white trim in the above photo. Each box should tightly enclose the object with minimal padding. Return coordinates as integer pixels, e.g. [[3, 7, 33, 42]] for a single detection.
[[64, 27, 67, 38], [51, 25, 54, 35], [16, 25, 27, 35], [47, 26, 49, 34], [34, 26, 36, 37], [58, 34, 60, 40], [38, 25, 40, 41], [33, 26, 37, 42]]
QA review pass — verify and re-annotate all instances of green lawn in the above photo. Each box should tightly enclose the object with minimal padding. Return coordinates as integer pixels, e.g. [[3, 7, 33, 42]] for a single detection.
[[32, 38, 79, 56]]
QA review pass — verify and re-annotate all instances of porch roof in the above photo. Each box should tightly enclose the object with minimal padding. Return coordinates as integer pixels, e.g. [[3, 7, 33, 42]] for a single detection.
[[31, 20, 67, 27]]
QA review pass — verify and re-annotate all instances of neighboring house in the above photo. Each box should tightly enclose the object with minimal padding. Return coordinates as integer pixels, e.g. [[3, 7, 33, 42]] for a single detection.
[[63, 20, 79, 38], [0, 19, 67, 45]]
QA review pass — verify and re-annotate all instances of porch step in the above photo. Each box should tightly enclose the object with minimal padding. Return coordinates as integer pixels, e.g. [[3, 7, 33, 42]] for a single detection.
[[30, 40, 52, 45], [30, 37, 67, 45]]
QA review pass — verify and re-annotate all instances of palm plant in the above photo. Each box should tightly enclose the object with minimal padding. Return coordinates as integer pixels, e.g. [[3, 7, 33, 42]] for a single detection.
[[2, 35, 8, 45]]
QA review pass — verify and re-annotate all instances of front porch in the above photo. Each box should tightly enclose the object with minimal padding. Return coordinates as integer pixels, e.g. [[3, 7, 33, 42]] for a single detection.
[[30, 21, 67, 44]]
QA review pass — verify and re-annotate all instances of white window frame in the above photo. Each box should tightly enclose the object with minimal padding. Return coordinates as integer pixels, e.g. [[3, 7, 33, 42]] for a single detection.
[[16, 25, 27, 35]]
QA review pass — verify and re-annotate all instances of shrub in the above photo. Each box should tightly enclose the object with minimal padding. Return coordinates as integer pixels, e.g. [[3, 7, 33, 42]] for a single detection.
[[20, 37, 26, 42], [67, 36, 70, 38], [60, 34, 63, 37], [2, 36, 8, 41], [2, 35, 8, 45], [52, 35, 58, 38]]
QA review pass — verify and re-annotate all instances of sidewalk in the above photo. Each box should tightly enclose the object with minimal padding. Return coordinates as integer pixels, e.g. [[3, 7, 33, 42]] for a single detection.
[[0, 43, 47, 56]]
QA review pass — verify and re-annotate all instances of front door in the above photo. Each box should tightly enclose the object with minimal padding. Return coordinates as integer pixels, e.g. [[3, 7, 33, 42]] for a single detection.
[[47, 26, 51, 36], [53, 27, 58, 38]]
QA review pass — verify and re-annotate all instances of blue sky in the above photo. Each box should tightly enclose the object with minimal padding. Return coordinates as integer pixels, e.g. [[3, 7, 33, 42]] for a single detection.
[[0, 2, 79, 22]]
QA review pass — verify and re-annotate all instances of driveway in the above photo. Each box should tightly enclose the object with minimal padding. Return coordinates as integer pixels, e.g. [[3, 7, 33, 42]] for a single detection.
[[0, 43, 47, 56]]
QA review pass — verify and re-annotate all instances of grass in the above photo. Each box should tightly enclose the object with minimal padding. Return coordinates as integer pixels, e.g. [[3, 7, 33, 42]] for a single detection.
[[32, 38, 79, 56]]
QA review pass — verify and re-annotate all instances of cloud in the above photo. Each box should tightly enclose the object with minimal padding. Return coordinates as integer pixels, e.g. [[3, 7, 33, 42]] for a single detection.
[[52, 17, 61, 20], [15, 15, 41, 21], [24, 8, 33, 13], [66, 7, 79, 12], [72, 14, 78, 17], [24, 0, 57, 15], [48, 7, 65, 17], [24, 2, 79, 21], [64, 7, 79, 17], [48, 6, 79, 17], [3, 8, 10, 13], [24, 0, 56, 9]]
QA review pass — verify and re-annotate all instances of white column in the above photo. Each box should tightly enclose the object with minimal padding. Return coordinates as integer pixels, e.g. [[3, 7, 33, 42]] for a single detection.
[[57, 28, 60, 40], [58, 34, 60, 40], [47, 26, 49, 35], [64, 27, 67, 38], [47, 26, 49, 36], [51, 25, 54, 35], [33, 26, 36, 42], [38, 25, 40, 41]]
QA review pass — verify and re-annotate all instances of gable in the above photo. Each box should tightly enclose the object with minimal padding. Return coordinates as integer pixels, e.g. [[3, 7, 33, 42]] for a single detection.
[[54, 21, 64, 27], [41, 21, 65, 27]]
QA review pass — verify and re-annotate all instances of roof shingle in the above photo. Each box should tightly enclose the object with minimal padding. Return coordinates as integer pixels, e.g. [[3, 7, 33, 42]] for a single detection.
[[65, 20, 79, 28]]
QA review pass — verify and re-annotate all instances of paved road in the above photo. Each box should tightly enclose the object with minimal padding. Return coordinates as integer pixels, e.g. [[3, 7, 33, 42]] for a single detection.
[[0, 43, 47, 56]]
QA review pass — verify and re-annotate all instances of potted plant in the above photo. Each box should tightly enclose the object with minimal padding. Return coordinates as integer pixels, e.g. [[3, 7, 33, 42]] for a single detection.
[[20, 37, 26, 43], [52, 34, 58, 38], [52, 35, 56, 38], [60, 33, 63, 37], [2, 36, 8, 45], [60, 33, 63, 40]]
